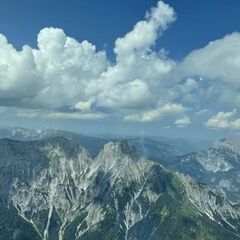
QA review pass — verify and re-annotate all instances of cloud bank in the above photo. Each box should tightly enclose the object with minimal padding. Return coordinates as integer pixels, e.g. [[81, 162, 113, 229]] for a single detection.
[[0, 1, 240, 131]]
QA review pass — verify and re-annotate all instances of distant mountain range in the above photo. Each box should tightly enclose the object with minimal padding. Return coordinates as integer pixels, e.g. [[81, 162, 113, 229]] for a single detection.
[[0, 136, 240, 240], [0, 126, 213, 158], [165, 138, 240, 203]]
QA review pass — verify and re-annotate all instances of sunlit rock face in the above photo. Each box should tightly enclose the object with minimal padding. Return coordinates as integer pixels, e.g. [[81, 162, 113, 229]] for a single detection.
[[0, 137, 240, 240]]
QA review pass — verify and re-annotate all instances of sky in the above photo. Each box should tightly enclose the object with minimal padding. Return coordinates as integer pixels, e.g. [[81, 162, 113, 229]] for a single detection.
[[0, 0, 240, 139]]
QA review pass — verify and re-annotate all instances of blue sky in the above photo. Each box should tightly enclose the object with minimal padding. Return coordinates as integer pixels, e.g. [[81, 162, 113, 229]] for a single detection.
[[1, 0, 240, 58], [0, 0, 240, 139]]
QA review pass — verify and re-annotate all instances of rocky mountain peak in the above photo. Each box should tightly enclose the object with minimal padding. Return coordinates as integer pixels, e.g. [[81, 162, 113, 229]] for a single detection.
[[98, 140, 141, 161], [39, 136, 91, 159], [214, 137, 240, 155]]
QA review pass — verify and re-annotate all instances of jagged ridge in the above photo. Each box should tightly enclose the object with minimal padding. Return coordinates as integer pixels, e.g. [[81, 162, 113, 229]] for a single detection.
[[0, 137, 240, 240], [170, 138, 240, 203]]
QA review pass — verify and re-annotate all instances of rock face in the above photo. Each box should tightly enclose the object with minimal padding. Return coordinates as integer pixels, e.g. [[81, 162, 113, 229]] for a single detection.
[[171, 138, 240, 203], [0, 137, 240, 240]]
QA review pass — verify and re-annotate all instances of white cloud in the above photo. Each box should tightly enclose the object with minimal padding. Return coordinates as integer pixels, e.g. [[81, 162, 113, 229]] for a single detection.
[[0, 1, 180, 122], [195, 109, 210, 116], [0, 27, 109, 111], [124, 103, 186, 122], [175, 116, 191, 128], [206, 109, 240, 130], [2, 107, 107, 120], [1, 0, 240, 130], [98, 1, 176, 111], [114, 1, 176, 60], [0, 35, 41, 101], [97, 79, 152, 110], [178, 33, 240, 85], [174, 33, 240, 109], [46, 112, 107, 120], [33, 27, 109, 109], [75, 97, 95, 112]]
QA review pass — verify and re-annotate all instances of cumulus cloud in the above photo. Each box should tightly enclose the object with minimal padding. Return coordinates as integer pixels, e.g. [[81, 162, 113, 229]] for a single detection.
[[0, 27, 109, 111], [206, 109, 240, 130], [0, 1, 180, 122], [124, 103, 186, 122], [175, 116, 191, 128], [114, 1, 176, 59], [33, 28, 109, 109], [0, 0, 240, 131], [175, 33, 240, 109], [177, 33, 240, 85], [0, 35, 41, 102], [97, 1, 176, 111]]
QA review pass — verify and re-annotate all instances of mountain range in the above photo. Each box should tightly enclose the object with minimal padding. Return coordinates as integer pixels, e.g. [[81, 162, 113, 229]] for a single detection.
[[163, 138, 240, 203], [0, 130, 239, 239], [0, 127, 213, 158]]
